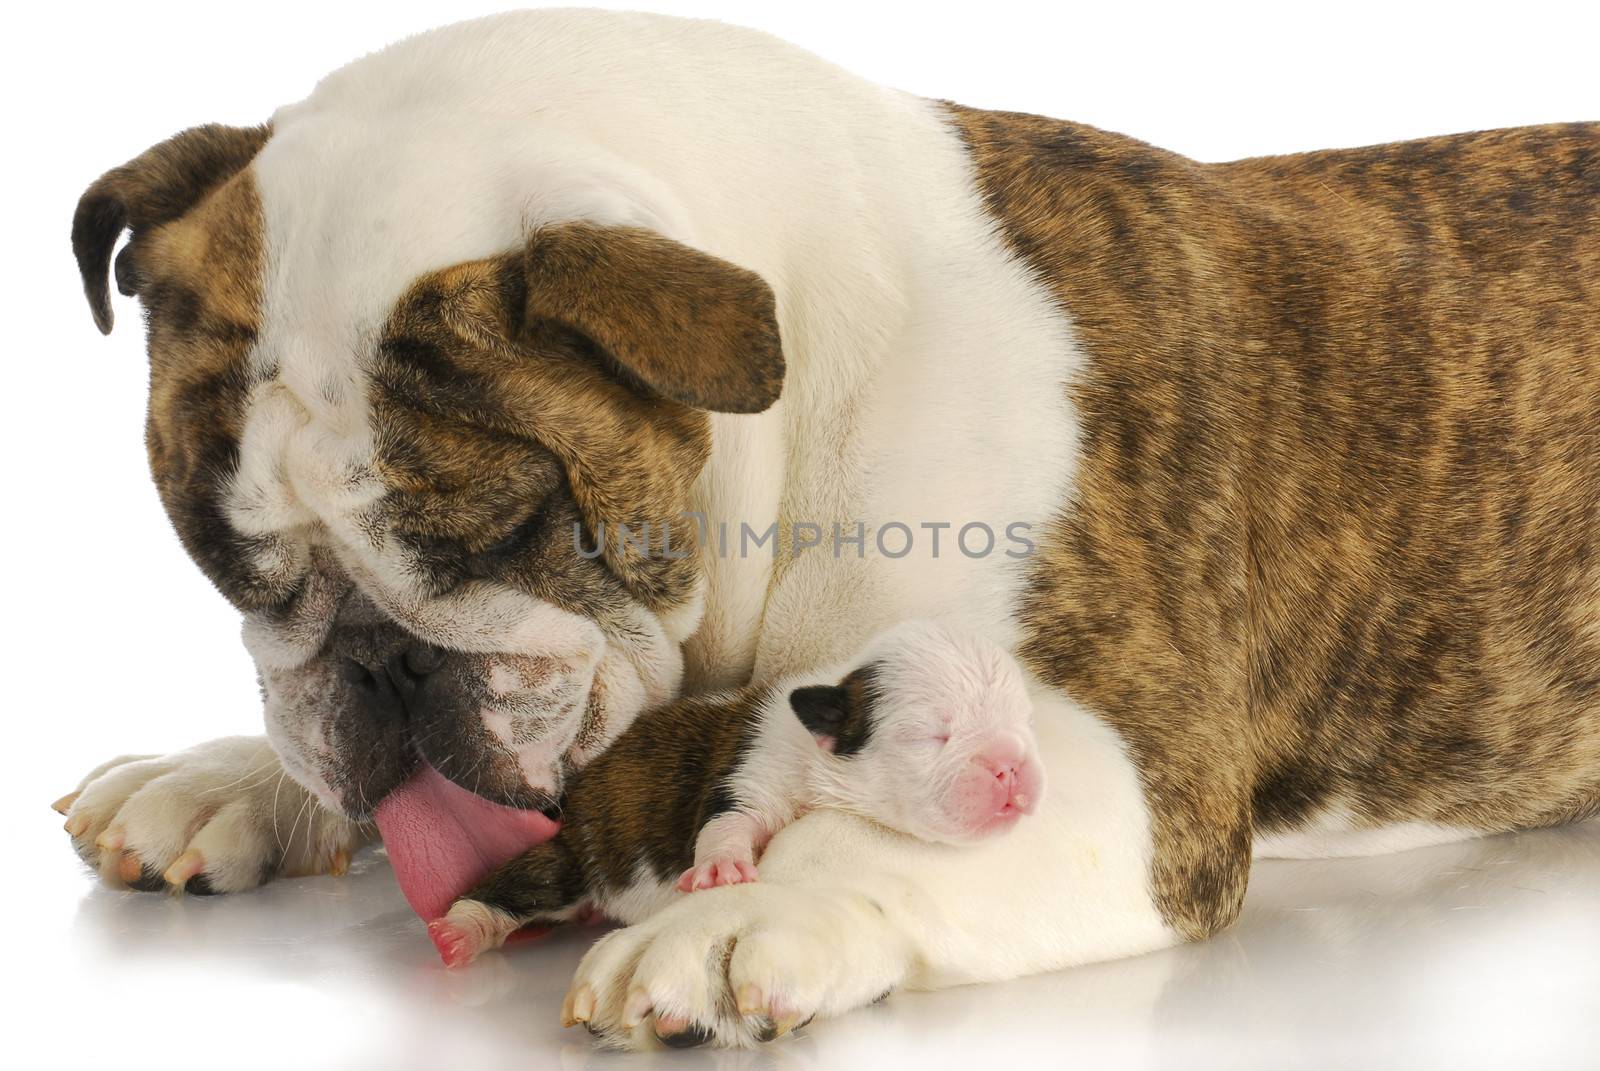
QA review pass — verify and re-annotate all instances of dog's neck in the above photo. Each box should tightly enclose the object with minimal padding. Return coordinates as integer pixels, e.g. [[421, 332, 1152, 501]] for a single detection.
[[276, 12, 1080, 690], [674, 90, 1084, 688], [465, 22, 1086, 689]]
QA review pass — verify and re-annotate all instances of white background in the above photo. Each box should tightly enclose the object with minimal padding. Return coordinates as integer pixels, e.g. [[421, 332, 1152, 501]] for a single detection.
[[4, 2, 1598, 1068]]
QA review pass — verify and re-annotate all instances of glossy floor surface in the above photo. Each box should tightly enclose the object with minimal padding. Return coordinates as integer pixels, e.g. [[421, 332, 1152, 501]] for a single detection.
[[22, 820, 1600, 1070]]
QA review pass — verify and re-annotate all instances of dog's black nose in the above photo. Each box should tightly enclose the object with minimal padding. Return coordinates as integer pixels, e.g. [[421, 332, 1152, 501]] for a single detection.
[[337, 645, 443, 723], [339, 655, 407, 724], [336, 657, 379, 689], [385, 645, 445, 693]]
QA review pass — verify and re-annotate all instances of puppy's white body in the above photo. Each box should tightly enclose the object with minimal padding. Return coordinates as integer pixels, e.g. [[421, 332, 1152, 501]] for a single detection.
[[684, 620, 1046, 891]]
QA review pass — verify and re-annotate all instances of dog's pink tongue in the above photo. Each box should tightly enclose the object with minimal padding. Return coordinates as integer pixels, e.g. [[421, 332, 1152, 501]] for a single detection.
[[373, 765, 559, 920]]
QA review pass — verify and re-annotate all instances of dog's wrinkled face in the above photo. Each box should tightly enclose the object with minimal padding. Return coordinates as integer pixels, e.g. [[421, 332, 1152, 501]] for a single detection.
[[72, 124, 784, 817]]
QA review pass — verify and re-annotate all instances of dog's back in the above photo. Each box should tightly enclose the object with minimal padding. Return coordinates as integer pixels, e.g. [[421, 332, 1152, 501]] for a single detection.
[[1224, 124, 1600, 835], [950, 107, 1600, 932]]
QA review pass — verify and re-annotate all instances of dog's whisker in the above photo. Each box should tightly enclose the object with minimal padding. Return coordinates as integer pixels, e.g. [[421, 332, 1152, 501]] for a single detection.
[[271, 769, 290, 858], [194, 761, 280, 797]]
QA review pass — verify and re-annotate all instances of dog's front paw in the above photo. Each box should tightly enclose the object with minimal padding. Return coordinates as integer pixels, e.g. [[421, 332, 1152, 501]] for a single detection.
[[563, 882, 909, 1049], [56, 736, 364, 894]]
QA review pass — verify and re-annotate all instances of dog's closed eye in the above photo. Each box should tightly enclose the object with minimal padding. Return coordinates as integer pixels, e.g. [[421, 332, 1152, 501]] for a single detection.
[[465, 490, 559, 569]]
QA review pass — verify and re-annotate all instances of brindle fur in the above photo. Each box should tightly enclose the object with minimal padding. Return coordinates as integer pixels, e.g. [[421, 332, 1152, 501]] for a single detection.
[[72, 131, 287, 609], [463, 687, 772, 920], [949, 106, 1600, 939], [370, 242, 749, 617], [523, 223, 786, 415], [75, 167, 781, 620]]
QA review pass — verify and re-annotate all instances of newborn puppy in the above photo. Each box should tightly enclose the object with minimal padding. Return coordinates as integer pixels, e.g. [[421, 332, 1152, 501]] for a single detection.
[[428, 620, 1044, 967], [683, 620, 1044, 890]]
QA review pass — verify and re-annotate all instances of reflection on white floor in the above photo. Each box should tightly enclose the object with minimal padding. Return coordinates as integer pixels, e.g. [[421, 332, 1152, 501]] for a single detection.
[[28, 821, 1600, 1070]]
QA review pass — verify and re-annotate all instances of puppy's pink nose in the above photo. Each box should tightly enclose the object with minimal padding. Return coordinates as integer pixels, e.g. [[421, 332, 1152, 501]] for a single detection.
[[978, 749, 1040, 816], [989, 763, 1027, 813], [938, 740, 1045, 841]]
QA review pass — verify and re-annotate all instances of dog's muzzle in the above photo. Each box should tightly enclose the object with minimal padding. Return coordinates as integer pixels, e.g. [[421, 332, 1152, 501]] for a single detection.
[[336, 640, 445, 730]]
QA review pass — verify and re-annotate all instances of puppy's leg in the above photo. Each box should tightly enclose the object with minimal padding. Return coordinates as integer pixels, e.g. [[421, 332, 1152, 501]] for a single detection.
[[565, 692, 1252, 1050], [677, 811, 767, 891], [58, 736, 368, 894], [428, 901, 526, 969], [433, 836, 588, 968]]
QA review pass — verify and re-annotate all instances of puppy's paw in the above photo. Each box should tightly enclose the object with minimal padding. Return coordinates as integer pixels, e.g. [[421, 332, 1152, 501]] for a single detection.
[[564, 882, 907, 1049], [675, 858, 759, 893], [57, 736, 364, 894], [428, 899, 522, 968]]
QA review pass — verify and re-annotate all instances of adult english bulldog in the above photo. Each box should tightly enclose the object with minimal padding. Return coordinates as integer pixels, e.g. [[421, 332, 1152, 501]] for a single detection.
[[62, 9, 1599, 1050]]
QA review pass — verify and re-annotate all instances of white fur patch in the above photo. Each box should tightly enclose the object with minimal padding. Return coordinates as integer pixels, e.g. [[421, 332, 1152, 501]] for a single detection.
[[1254, 804, 1480, 859]]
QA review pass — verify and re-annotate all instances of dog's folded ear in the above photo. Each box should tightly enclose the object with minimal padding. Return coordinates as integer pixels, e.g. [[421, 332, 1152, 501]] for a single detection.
[[521, 223, 785, 414], [71, 123, 271, 334]]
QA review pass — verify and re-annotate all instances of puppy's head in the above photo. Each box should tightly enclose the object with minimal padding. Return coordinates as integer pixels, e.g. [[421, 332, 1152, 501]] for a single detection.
[[791, 621, 1045, 844], [71, 122, 784, 821]]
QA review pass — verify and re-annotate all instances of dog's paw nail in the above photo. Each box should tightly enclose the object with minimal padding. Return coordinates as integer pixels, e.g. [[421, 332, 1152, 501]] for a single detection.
[[162, 848, 206, 888], [656, 1018, 709, 1048], [736, 983, 765, 1016], [567, 984, 595, 1025], [622, 987, 653, 1028], [116, 850, 144, 884], [559, 987, 577, 1026], [769, 1011, 802, 1039], [95, 827, 125, 852], [51, 793, 79, 816], [328, 848, 350, 877], [64, 814, 90, 837], [752, 1005, 805, 1044]]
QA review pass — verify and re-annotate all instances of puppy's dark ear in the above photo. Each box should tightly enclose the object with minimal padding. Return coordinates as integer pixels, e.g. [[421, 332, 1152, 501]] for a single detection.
[[72, 123, 271, 334], [790, 666, 880, 757], [790, 685, 851, 740], [522, 223, 785, 414]]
